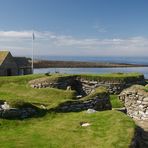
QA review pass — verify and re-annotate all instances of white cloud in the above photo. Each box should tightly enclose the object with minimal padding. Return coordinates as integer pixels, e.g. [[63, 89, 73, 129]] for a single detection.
[[0, 30, 148, 57], [0, 31, 32, 38]]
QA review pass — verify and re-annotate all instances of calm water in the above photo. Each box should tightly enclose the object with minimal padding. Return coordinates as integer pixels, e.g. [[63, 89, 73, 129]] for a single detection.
[[34, 67, 148, 79], [34, 56, 148, 79]]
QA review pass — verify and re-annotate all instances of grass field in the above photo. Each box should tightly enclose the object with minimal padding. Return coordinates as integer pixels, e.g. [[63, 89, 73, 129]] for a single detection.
[[0, 74, 136, 148], [110, 95, 124, 108], [0, 111, 135, 148]]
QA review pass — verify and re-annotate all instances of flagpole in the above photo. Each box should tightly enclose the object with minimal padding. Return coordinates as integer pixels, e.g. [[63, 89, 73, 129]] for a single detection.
[[32, 32, 34, 74]]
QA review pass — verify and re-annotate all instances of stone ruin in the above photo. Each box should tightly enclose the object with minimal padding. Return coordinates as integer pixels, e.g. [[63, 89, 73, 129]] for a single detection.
[[119, 85, 148, 120], [0, 101, 38, 119], [28, 75, 148, 118], [55, 94, 112, 112], [29, 75, 145, 96]]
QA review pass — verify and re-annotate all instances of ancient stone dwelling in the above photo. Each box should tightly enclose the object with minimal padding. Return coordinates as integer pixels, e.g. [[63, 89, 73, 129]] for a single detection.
[[0, 51, 32, 76]]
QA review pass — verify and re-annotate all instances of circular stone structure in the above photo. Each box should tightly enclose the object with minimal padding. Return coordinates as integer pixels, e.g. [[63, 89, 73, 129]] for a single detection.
[[119, 85, 148, 120]]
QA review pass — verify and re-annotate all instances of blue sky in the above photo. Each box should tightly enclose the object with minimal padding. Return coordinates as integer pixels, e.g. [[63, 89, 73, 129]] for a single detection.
[[0, 0, 148, 57]]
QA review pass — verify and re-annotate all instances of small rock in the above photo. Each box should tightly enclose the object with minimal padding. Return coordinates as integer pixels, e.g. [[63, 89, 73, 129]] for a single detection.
[[143, 97, 148, 102], [1, 102, 10, 110], [86, 109, 97, 114], [80, 122, 91, 127]]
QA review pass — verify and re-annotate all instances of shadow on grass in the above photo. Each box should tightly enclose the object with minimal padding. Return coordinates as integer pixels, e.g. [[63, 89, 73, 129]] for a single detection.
[[0, 100, 48, 120], [47, 98, 112, 113], [130, 125, 148, 148]]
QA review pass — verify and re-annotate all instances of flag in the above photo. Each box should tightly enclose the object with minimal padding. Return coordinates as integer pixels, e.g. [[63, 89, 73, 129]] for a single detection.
[[32, 32, 35, 40]]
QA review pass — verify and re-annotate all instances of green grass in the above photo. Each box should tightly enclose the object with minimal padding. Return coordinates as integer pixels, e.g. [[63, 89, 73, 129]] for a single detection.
[[110, 95, 124, 108], [0, 74, 44, 85], [0, 83, 75, 109], [0, 110, 135, 148], [81, 86, 108, 101], [0, 74, 136, 148], [77, 72, 144, 82], [28, 72, 144, 85]]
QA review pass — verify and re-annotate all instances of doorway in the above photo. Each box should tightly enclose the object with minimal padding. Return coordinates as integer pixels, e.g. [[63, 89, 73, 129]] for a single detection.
[[7, 69, 12, 76]]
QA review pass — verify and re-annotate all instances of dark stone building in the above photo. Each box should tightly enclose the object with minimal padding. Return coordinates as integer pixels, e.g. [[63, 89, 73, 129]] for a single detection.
[[0, 51, 32, 76]]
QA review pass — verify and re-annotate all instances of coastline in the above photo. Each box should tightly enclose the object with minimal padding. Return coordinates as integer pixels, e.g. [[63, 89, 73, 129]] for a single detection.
[[33, 60, 148, 68]]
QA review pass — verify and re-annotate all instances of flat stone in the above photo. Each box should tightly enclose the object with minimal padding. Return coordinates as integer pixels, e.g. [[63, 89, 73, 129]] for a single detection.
[[142, 102, 148, 105], [137, 100, 142, 104], [143, 97, 148, 102], [139, 111, 145, 115], [86, 109, 97, 114]]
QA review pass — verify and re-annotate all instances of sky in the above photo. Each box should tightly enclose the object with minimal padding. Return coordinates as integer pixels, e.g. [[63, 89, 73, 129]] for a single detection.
[[0, 0, 148, 57]]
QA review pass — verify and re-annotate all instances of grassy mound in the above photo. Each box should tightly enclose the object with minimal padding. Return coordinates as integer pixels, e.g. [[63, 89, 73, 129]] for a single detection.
[[7, 99, 38, 109], [78, 72, 144, 82], [0, 74, 76, 109], [81, 86, 108, 101]]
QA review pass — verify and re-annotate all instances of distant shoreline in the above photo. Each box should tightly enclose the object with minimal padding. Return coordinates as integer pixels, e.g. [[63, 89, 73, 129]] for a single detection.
[[33, 60, 148, 68]]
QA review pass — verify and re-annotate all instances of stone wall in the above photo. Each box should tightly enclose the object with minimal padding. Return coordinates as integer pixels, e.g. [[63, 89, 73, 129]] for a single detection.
[[119, 85, 148, 120], [80, 79, 125, 95], [29, 75, 145, 95], [0, 101, 39, 119], [29, 76, 77, 89], [79, 76, 145, 95], [55, 95, 111, 112]]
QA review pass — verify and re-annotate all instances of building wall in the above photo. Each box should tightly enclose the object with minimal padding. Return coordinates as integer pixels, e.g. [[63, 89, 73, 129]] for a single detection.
[[0, 52, 32, 76], [18, 68, 32, 75], [0, 53, 18, 76]]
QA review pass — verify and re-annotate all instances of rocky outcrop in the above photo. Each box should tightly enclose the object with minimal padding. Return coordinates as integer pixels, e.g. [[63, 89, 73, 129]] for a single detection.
[[119, 85, 148, 120]]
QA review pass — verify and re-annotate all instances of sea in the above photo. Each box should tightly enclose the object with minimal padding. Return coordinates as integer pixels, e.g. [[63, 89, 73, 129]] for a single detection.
[[34, 56, 148, 79]]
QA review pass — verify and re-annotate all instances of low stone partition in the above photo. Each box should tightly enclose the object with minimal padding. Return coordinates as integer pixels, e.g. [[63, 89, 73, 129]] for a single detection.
[[119, 85, 148, 120], [54, 87, 112, 112], [29, 75, 77, 89]]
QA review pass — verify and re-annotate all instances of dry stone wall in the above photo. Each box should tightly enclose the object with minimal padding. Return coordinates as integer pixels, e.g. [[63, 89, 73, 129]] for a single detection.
[[55, 95, 111, 112], [119, 85, 148, 120], [29, 75, 145, 95], [80, 79, 125, 95]]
